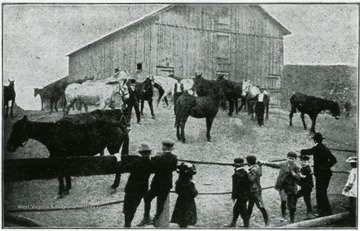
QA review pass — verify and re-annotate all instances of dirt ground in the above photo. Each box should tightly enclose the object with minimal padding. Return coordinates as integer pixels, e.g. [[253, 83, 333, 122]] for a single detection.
[[2, 102, 357, 228]]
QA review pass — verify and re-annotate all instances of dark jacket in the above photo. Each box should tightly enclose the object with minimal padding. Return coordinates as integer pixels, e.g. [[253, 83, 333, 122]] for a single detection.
[[150, 151, 178, 192], [298, 165, 314, 189], [171, 179, 198, 226], [300, 143, 337, 177], [121, 155, 152, 195], [232, 167, 250, 199], [247, 164, 263, 193], [264, 161, 300, 194], [128, 85, 139, 103]]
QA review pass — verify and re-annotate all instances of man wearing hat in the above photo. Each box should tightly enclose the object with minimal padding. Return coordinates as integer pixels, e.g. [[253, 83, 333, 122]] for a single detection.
[[260, 152, 300, 223], [138, 139, 178, 227], [254, 86, 269, 127], [300, 132, 337, 217], [126, 79, 141, 124], [296, 155, 314, 218], [225, 158, 250, 227], [121, 143, 153, 227]]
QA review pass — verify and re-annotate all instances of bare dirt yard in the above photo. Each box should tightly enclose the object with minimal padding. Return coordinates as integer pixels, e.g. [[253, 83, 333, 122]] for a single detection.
[[3, 103, 357, 228]]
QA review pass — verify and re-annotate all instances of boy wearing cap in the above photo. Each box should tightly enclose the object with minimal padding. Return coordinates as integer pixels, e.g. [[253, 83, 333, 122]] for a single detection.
[[122, 143, 153, 227], [342, 157, 357, 221], [246, 155, 269, 227], [138, 139, 178, 227], [254, 87, 269, 127], [300, 132, 337, 217], [296, 155, 314, 218], [225, 158, 250, 227], [260, 152, 300, 223]]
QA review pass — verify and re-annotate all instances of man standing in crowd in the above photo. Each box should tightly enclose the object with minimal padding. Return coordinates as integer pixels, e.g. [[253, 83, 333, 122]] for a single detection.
[[122, 143, 153, 227], [138, 139, 178, 227], [173, 79, 184, 114], [246, 155, 269, 227], [300, 133, 337, 217], [225, 158, 250, 228], [254, 87, 268, 127]]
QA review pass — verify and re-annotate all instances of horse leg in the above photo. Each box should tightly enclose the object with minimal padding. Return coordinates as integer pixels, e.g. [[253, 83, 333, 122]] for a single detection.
[[180, 117, 188, 143], [309, 114, 317, 133], [235, 98, 239, 114], [206, 116, 215, 142], [228, 99, 234, 117], [10, 99, 15, 117], [265, 104, 269, 120], [57, 176, 65, 197], [148, 99, 155, 118], [164, 96, 169, 108], [64, 176, 71, 195], [110, 172, 121, 194], [176, 116, 181, 141], [140, 99, 144, 116], [54, 99, 59, 112], [50, 100, 54, 113], [300, 113, 307, 130]]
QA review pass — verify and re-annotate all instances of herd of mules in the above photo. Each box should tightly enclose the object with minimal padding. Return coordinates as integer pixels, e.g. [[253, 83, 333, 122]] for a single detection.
[[4, 72, 346, 197]]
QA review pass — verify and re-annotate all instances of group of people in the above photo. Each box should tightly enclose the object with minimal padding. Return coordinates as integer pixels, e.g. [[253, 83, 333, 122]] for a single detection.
[[120, 131, 356, 228], [120, 138, 198, 228], [227, 132, 357, 227]]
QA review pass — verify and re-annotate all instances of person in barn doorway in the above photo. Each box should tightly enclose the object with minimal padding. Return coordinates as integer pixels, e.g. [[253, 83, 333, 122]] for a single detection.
[[254, 87, 268, 127], [122, 143, 153, 227], [173, 79, 184, 115], [300, 133, 337, 217], [225, 158, 250, 228], [171, 162, 198, 228], [137, 139, 178, 227], [127, 79, 141, 124]]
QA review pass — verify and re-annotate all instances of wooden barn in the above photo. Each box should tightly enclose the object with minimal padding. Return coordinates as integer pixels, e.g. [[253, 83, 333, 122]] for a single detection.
[[67, 4, 290, 106]]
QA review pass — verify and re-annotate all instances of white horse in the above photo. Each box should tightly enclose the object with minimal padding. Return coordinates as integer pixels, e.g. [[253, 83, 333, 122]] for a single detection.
[[64, 72, 130, 115], [241, 80, 270, 120]]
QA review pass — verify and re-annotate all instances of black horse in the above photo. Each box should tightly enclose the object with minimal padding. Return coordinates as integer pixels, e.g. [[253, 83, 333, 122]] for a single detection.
[[128, 77, 160, 118], [216, 75, 245, 116], [6, 114, 129, 197], [4, 80, 16, 119], [289, 92, 340, 133], [175, 88, 225, 143]]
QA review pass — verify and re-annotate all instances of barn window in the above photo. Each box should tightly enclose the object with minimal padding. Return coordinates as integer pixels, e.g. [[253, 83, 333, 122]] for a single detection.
[[137, 63, 143, 71], [267, 75, 281, 90], [217, 7, 230, 30], [216, 33, 230, 59]]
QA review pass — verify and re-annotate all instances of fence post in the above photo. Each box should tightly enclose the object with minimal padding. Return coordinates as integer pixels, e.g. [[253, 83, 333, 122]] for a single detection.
[[158, 194, 170, 227]]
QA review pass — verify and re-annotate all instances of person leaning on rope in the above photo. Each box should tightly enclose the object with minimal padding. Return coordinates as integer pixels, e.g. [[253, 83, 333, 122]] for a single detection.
[[300, 132, 337, 217]]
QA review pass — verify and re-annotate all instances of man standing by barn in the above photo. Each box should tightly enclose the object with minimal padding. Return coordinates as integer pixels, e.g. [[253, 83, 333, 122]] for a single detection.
[[127, 79, 141, 124], [254, 87, 268, 127], [173, 79, 184, 115], [300, 133, 337, 217]]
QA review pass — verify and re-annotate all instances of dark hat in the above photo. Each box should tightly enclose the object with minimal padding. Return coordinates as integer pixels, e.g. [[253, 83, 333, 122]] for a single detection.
[[246, 155, 257, 165], [300, 155, 310, 161], [137, 143, 152, 152], [234, 158, 245, 165], [115, 68, 119, 73], [129, 79, 136, 84], [312, 133, 324, 141], [287, 151, 298, 158], [177, 162, 196, 175], [162, 138, 175, 147]]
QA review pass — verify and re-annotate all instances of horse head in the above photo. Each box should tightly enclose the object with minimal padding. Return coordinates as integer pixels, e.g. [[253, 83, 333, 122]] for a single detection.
[[7, 116, 29, 152], [331, 102, 341, 120], [8, 79, 15, 88], [34, 88, 41, 97]]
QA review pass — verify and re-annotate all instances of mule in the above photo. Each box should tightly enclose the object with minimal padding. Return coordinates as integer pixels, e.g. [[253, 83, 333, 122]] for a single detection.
[[6, 115, 129, 197], [289, 92, 340, 133], [175, 89, 225, 143], [241, 80, 270, 120], [4, 80, 16, 119]]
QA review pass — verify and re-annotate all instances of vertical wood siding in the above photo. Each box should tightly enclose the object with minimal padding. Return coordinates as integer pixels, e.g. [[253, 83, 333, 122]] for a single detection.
[[68, 4, 287, 105]]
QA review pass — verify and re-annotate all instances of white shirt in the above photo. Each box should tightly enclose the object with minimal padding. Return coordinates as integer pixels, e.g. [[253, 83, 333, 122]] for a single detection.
[[342, 168, 357, 197], [258, 93, 264, 102]]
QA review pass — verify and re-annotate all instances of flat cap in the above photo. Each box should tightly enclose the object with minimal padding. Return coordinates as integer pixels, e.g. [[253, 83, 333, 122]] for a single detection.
[[299, 155, 310, 161], [137, 143, 152, 152], [162, 138, 175, 147], [312, 133, 324, 141], [234, 158, 245, 164], [287, 151, 298, 158]]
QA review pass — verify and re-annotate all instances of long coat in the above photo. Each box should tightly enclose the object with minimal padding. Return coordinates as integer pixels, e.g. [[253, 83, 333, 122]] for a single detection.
[[150, 151, 178, 192], [264, 161, 300, 194], [300, 143, 337, 177], [171, 179, 198, 226]]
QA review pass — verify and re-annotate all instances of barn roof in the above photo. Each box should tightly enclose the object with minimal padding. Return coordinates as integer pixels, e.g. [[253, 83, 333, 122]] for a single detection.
[[67, 4, 290, 56]]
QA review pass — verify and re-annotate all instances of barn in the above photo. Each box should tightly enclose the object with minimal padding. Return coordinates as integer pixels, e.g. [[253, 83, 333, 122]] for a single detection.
[[67, 4, 290, 106]]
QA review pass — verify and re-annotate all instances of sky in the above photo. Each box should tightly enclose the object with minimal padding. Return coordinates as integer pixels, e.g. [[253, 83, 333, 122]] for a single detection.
[[2, 3, 359, 110]]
